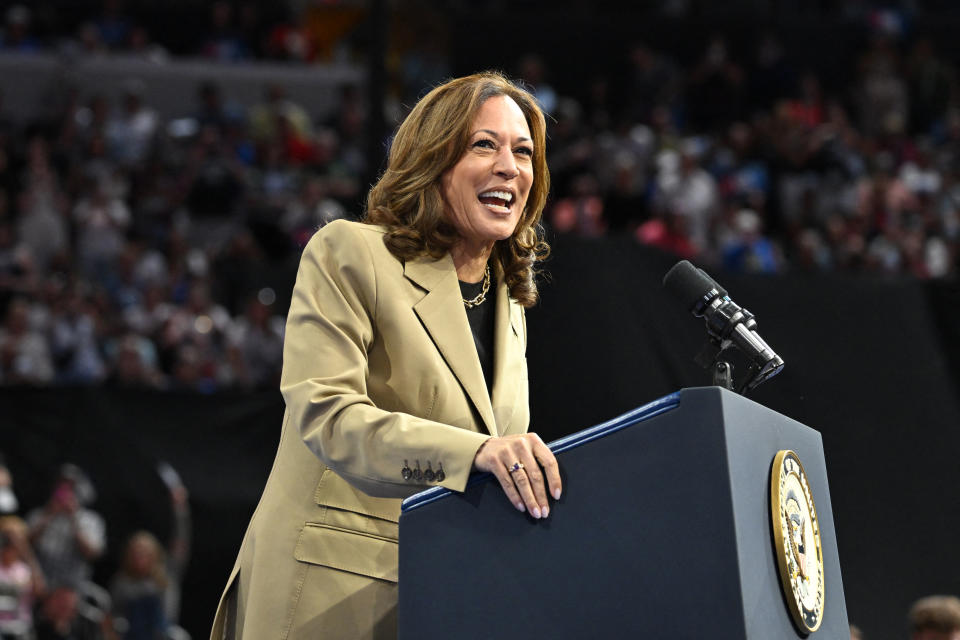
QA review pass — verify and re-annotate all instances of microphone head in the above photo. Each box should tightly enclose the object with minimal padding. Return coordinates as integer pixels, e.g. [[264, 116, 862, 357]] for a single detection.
[[696, 267, 727, 298], [663, 260, 723, 312]]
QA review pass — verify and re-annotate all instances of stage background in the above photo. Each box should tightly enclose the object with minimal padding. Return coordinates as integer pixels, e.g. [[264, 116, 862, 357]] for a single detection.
[[2, 234, 959, 640]]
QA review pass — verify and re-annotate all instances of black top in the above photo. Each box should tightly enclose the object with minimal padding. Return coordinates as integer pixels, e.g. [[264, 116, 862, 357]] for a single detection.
[[459, 277, 495, 393]]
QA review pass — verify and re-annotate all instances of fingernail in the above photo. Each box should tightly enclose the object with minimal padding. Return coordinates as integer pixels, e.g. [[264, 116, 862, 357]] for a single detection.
[[516, 502, 525, 513], [532, 507, 541, 518], [553, 488, 561, 500], [541, 506, 549, 518]]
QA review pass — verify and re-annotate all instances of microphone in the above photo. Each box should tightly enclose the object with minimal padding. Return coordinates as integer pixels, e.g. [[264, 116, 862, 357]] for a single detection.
[[663, 260, 784, 391]]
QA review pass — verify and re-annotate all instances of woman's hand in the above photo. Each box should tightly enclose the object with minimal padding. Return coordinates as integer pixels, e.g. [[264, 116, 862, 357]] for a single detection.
[[473, 434, 561, 519]]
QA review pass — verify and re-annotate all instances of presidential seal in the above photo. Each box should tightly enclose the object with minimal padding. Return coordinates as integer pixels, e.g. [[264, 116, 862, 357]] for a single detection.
[[771, 450, 825, 634]]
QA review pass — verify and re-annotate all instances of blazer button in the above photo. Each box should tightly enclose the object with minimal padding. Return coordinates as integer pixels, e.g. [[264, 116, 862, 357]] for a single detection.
[[401, 460, 412, 481], [435, 462, 445, 482], [413, 460, 423, 482], [424, 462, 436, 482]]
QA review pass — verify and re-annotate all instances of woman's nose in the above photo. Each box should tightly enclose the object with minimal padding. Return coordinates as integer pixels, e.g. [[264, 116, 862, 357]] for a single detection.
[[494, 148, 519, 179]]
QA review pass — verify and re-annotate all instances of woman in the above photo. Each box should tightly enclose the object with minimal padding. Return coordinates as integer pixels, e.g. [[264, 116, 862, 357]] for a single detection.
[[110, 483, 190, 640], [0, 516, 45, 640], [211, 71, 561, 640], [110, 531, 169, 640]]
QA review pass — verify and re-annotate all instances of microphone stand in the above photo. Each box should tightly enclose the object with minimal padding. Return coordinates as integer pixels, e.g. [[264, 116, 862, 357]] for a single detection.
[[695, 340, 772, 395], [712, 360, 734, 391]]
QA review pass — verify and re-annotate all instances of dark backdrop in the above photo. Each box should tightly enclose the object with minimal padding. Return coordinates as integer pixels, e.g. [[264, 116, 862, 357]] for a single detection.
[[2, 235, 959, 640]]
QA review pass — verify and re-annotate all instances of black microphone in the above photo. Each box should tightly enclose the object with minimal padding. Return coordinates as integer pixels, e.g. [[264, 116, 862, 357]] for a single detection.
[[663, 260, 784, 390]]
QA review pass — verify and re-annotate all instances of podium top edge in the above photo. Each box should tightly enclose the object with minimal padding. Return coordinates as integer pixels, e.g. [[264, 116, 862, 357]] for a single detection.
[[400, 391, 682, 514]]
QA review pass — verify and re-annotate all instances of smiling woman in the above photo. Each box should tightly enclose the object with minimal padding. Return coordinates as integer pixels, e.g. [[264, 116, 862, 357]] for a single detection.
[[441, 95, 535, 282], [367, 71, 551, 306], [210, 72, 558, 640]]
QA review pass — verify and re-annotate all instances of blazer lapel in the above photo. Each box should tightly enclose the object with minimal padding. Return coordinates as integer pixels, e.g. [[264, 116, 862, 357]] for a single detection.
[[491, 276, 523, 433], [405, 255, 499, 437]]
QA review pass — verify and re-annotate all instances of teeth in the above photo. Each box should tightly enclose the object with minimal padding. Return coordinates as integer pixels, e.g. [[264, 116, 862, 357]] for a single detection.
[[479, 190, 513, 202]]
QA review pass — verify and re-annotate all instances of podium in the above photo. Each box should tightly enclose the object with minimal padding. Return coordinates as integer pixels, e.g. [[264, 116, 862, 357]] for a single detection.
[[398, 387, 848, 639]]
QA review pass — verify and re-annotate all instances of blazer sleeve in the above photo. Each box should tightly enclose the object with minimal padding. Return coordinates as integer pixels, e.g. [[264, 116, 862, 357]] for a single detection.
[[280, 222, 491, 499]]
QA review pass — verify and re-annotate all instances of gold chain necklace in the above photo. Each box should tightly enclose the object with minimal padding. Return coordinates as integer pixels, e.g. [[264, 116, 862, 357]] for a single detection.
[[462, 265, 491, 308]]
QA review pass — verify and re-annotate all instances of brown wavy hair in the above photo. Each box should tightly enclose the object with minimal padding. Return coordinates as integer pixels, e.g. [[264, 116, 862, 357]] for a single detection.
[[363, 71, 550, 307]]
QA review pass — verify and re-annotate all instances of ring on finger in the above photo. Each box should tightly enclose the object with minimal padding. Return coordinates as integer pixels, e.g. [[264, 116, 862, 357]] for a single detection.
[[509, 461, 524, 473]]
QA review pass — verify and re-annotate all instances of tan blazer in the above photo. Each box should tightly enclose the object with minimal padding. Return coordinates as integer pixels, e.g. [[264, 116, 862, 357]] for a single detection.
[[211, 220, 530, 640]]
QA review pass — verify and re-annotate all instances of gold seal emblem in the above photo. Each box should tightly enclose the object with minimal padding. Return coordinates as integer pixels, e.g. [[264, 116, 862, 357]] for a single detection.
[[771, 450, 825, 634]]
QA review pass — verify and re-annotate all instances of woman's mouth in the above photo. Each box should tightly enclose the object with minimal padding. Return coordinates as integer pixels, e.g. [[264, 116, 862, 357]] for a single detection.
[[478, 190, 514, 214]]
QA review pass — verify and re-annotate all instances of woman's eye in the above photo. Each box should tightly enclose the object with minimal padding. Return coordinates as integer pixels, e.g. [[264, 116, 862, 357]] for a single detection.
[[473, 139, 496, 149], [515, 146, 534, 157]]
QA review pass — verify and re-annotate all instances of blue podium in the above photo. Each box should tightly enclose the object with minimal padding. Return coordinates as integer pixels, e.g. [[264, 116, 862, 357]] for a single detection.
[[398, 387, 848, 639]]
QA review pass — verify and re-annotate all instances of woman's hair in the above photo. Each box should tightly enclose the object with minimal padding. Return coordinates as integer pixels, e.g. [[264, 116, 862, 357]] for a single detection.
[[363, 71, 550, 307], [0, 515, 26, 554]]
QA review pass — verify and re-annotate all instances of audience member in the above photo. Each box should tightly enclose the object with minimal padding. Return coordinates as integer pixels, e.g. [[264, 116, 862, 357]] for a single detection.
[[109, 466, 190, 638], [0, 5, 40, 53], [225, 295, 283, 389], [26, 466, 106, 590], [651, 141, 720, 252], [109, 532, 167, 640], [0, 516, 45, 639], [33, 586, 105, 640], [103, 333, 165, 389], [248, 84, 312, 147], [93, 0, 132, 51], [909, 595, 960, 640], [718, 208, 783, 273], [199, 1, 249, 62], [104, 81, 158, 169], [0, 298, 54, 385]]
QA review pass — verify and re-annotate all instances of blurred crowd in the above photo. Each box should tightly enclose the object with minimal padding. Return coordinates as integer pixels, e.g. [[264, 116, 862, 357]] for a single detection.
[[0, 75, 345, 389], [0, 457, 191, 640], [538, 26, 960, 280], [0, 0, 366, 64], [0, 2, 960, 388]]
